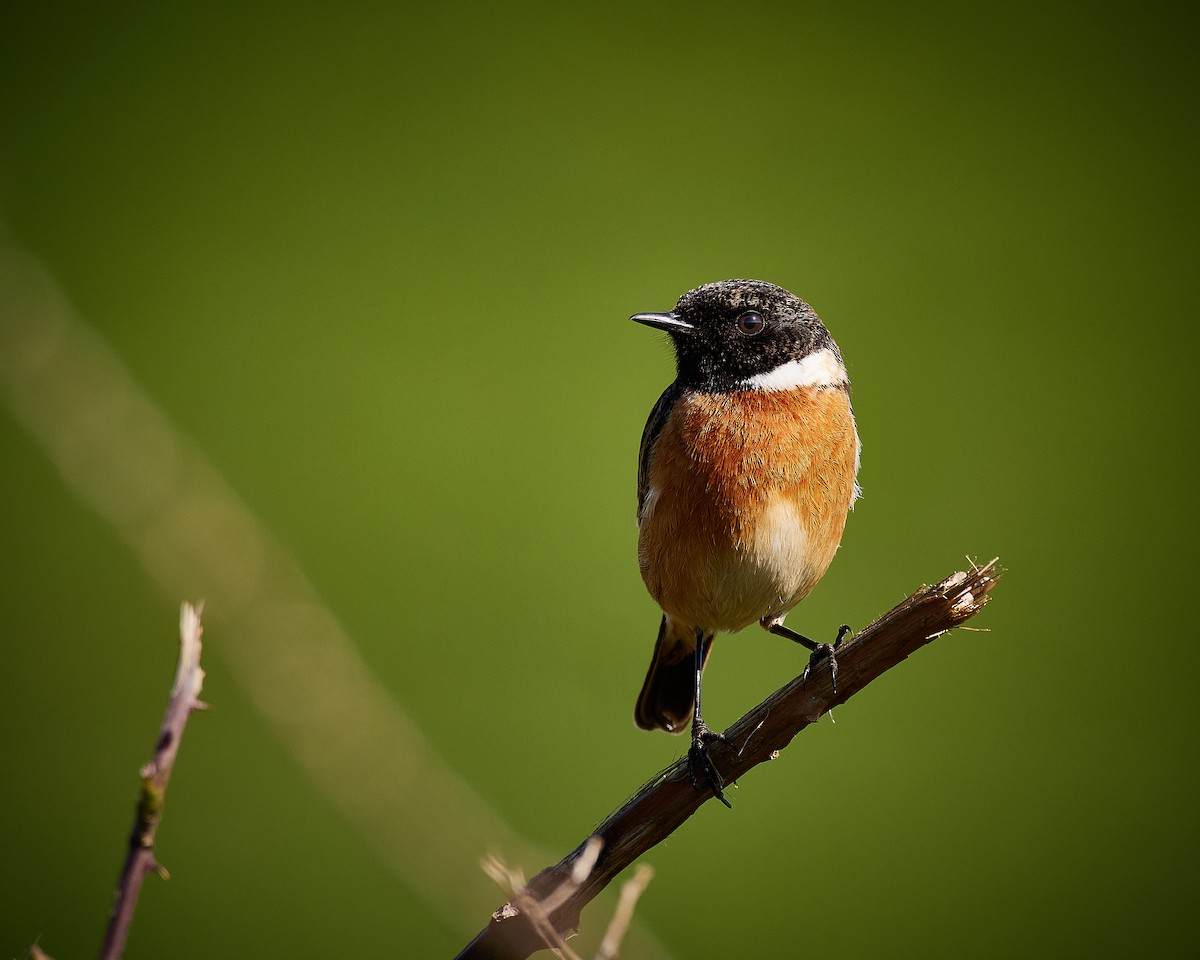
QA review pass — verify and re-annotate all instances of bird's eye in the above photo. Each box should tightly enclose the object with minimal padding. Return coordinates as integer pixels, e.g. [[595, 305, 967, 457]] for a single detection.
[[736, 311, 765, 336]]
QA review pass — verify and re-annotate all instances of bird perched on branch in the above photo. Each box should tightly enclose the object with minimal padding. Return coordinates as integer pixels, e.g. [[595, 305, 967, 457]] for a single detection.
[[631, 279, 860, 806]]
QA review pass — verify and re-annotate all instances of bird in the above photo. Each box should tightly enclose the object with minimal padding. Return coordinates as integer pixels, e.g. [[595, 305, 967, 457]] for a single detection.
[[631, 279, 860, 806]]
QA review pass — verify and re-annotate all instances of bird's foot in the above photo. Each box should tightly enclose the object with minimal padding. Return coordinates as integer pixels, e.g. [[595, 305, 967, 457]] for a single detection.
[[688, 719, 732, 809], [801, 624, 852, 693]]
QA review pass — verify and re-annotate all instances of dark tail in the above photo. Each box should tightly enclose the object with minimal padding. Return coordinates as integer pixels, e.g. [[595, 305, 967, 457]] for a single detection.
[[634, 617, 714, 734]]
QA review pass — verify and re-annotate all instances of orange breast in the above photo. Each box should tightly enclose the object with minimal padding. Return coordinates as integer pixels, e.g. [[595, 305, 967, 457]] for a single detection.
[[638, 385, 858, 632]]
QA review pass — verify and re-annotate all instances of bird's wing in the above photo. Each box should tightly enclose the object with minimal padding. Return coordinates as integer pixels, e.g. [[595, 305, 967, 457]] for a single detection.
[[637, 381, 683, 523]]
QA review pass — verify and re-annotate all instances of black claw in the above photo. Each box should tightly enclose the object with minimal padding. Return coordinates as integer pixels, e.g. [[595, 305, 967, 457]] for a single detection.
[[765, 621, 852, 694], [688, 720, 732, 808], [801, 643, 840, 693]]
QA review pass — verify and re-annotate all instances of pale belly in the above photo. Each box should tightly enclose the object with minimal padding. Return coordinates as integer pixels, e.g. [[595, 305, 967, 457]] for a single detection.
[[638, 491, 838, 633]]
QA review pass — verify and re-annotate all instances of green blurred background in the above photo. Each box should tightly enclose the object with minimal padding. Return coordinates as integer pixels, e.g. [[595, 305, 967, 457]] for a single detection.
[[2, 1, 1195, 957]]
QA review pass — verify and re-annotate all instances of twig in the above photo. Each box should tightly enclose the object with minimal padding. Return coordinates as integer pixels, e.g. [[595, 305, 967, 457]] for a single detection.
[[456, 561, 1001, 960], [484, 837, 606, 960], [98, 603, 207, 960], [595, 864, 654, 960]]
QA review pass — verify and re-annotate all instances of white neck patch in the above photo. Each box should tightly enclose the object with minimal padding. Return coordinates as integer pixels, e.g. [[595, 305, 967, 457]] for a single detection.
[[740, 348, 848, 392]]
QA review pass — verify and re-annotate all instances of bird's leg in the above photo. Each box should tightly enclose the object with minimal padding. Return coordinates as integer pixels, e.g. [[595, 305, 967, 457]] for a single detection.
[[687, 631, 732, 808], [763, 620, 853, 693]]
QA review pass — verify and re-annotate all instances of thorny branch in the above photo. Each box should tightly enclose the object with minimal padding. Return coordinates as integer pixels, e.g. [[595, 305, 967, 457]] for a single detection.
[[98, 603, 207, 960], [456, 561, 1001, 960]]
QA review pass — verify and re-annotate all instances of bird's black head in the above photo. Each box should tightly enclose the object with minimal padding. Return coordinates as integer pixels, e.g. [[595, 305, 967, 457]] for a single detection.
[[631, 279, 844, 393]]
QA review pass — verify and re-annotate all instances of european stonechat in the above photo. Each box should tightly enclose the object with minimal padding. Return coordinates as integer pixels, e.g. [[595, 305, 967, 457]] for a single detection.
[[631, 279, 860, 806]]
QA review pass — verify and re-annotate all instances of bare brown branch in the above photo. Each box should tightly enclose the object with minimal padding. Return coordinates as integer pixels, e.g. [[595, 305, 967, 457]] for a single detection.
[[98, 602, 206, 960], [456, 561, 1001, 960]]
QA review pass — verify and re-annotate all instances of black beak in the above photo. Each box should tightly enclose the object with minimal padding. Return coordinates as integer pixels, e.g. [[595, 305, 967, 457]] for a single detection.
[[630, 311, 694, 334]]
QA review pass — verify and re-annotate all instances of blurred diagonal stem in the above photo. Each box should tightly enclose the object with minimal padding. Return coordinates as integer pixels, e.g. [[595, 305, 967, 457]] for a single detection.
[[3, 228, 666, 955], [456, 561, 1001, 960], [98, 603, 206, 960]]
